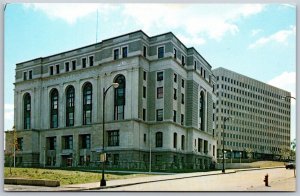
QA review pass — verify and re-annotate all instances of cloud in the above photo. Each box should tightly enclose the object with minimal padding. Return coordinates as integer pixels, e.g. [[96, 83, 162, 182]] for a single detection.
[[5, 103, 14, 131], [248, 26, 295, 49], [23, 3, 116, 24], [267, 71, 296, 103], [251, 29, 262, 37]]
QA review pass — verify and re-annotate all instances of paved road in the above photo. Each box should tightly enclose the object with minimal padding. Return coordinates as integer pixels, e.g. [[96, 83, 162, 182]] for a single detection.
[[100, 168, 296, 191]]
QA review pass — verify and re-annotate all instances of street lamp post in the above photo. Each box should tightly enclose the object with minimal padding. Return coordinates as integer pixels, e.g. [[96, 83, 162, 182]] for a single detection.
[[100, 82, 119, 187], [222, 116, 233, 173]]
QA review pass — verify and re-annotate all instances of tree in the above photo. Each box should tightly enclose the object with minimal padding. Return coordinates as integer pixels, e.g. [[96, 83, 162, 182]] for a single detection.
[[279, 147, 291, 161]]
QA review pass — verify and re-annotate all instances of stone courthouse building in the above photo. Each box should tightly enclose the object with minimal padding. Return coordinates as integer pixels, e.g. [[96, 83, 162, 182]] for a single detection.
[[6, 30, 217, 170]]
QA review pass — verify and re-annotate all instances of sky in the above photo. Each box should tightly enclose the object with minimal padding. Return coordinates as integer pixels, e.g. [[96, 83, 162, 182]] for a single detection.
[[4, 3, 296, 141]]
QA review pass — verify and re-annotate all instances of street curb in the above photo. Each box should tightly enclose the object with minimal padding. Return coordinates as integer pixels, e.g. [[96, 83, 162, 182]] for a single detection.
[[4, 178, 60, 187]]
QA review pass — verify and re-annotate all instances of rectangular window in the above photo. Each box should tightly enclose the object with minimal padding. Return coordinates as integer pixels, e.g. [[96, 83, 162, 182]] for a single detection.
[[143, 71, 147, 80], [181, 114, 184, 125], [89, 56, 94, 66], [29, 71, 32, 79], [181, 93, 185, 104], [143, 108, 146, 121], [50, 66, 54, 75], [173, 110, 177, 122], [108, 130, 119, 146], [143, 46, 147, 57], [156, 109, 163, 121], [17, 137, 23, 151], [114, 49, 119, 60], [47, 137, 56, 150], [157, 71, 163, 81], [174, 48, 177, 59], [181, 135, 185, 150], [63, 135, 73, 149], [144, 134, 147, 142], [174, 88, 177, 100], [181, 55, 185, 66], [143, 86, 146, 98], [157, 87, 163, 99], [158, 46, 164, 58], [23, 72, 27, 80], [194, 61, 197, 70], [56, 64, 60, 74], [65, 62, 70, 72], [80, 134, 91, 149], [182, 79, 185, 88], [122, 47, 128, 58], [72, 60, 76, 70], [174, 73, 177, 83], [82, 58, 87, 68]]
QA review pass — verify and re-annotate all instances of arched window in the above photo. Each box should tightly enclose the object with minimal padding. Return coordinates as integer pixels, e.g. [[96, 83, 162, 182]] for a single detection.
[[156, 132, 163, 147], [23, 93, 31, 129], [114, 75, 125, 120], [173, 132, 177, 148], [50, 89, 59, 128], [66, 86, 75, 127], [83, 82, 92, 125], [199, 91, 205, 131]]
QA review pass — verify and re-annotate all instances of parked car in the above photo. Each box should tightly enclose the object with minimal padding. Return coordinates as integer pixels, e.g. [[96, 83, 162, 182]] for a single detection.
[[285, 161, 296, 169]]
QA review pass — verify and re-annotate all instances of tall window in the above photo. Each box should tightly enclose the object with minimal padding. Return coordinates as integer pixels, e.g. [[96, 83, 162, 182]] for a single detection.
[[158, 47, 164, 58], [114, 49, 119, 60], [122, 47, 128, 58], [23, 93, 31, 129], [17, 138, 23, 151], [23, 72, 27, 80], [89, 56, 94, 66], [173, 132, 177, 148], [181, 135, 185, 150], [66, 86, 75, 127], [72, 60, 76, 70], [156, 109, 163, 121], [29, 70, 32, 79], [50, 89, 58, 128], [181, 55, 185, 66], [174, 48, 177, 59], [83, 83, 92, 125], [157, 72, 163, 81], [80, 134, 91, 149], [114, 75, 126, 120], [199, 91, 205, 131], [47, 137, 56, 150], [82, 58, 87, 68], [157, 87, 163, 99], [143, 46, 147, 57], [65, 62, 70, 72], [156, 132, 163, 147], [62, 135, 73, 149], [108, 130, 119, 146]]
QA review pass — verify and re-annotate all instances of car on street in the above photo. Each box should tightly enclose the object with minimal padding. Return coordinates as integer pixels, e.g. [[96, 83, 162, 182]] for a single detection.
[[285, 161, 296, 169]]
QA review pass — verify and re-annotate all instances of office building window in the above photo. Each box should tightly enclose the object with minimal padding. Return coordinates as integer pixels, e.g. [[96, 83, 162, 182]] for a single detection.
[[23, 72, 27, 80], [29, 70, 32, 79], [122, 47, 128, 58], [181, 135, 185, 150], [181, 55, 185, 66], [50, 89, 59, 128], [174, 88, 177, 100], [72, 60, 76, 70], [114, 75, 126, 120], [82, 58, 87, 68], [173, 110, 177, 122], [50, 66, 54, 75], [114, 49, 119, 60], [144, 134, 147, 142], [66, 85, 75, 127], [23, 93, 31, 129], [174, 48, 177, 59], [157, 87, 163, 99], [65, 62, 70, 72], [143, 46, 147, 57], [199, 91, 205, 131], [56, 64, 60, 74], [89, 56, 94, 66], [80, 134, 91, 149], [143, 71, 147, 80], [47, 137, 56, 150], [108, 130, 119, 146], [158, 47, 164, 58], [83, 82, 92, 125], [174, 132, 177, 148], [181, 93, 184, 104], [181, 114, 184, 125], [182, 79, 185, 88], [143, 86, 146, 98], [62, 135, 73, 149], [157, 71, 163, 81], [17, 138, 23, 151], [156, 109, 163, 121], [156, 132, 163, 147], [174, 73, 177, 83], [194, 61, 197, 70]]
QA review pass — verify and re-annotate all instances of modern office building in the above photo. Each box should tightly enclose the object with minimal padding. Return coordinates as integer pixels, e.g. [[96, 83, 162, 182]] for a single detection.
[[213, 67, 291, 160], [5, 30, 217, 170]]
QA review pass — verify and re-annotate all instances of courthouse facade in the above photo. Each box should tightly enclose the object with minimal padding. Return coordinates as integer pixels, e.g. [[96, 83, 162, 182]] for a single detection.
[[213, 67, 291, 160], [6, 30, 217, 170]]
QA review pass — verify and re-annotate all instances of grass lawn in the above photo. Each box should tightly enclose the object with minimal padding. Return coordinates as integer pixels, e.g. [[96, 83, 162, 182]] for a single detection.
[[4, 167, 152, 185]]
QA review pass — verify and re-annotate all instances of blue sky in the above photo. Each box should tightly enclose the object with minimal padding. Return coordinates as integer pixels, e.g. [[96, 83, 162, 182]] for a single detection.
[[4, 3, 296, 141]]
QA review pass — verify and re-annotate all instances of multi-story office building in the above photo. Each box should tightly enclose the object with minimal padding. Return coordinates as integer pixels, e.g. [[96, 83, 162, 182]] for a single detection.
[[5, 30, 217, 170], [213, 67, 291, 160]]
